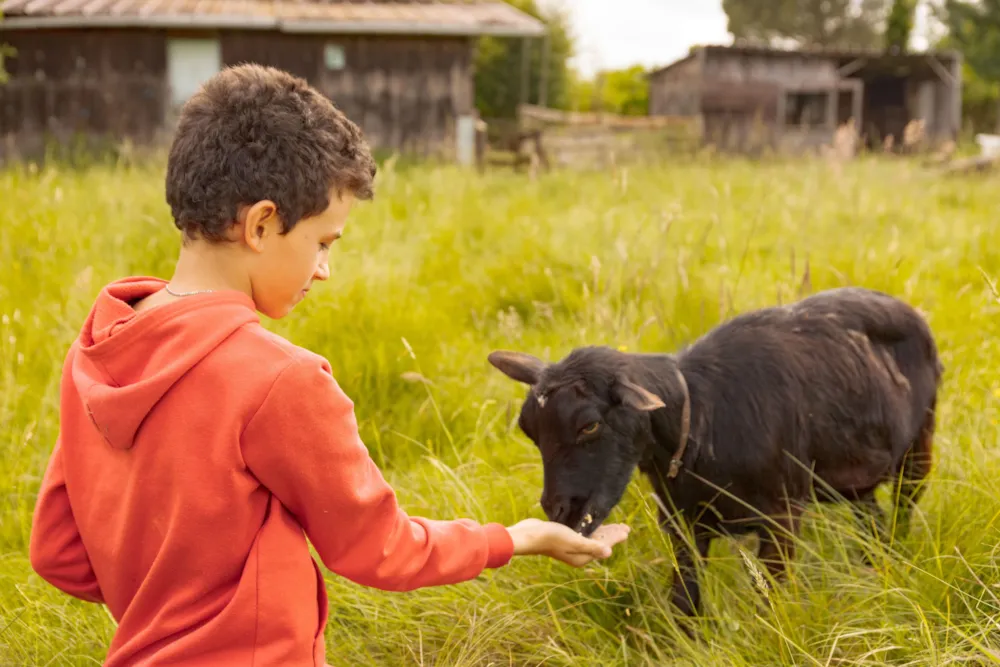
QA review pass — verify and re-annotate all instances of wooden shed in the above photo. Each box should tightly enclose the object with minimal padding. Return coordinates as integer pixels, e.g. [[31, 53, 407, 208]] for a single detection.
[[0, 0, 544, 162], [648, 44, 963, 154]]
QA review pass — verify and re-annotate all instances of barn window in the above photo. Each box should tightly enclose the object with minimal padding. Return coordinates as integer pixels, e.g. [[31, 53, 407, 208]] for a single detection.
[[324, 44, 346, 71], [784, 91, 828, 127]]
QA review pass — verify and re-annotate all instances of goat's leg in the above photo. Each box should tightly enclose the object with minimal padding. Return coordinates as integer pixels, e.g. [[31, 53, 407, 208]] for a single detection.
[[666, 525, 712, 618], [755, 505, 803, 583], [850, 490, 889, 565], [893, 403, 935, 540]]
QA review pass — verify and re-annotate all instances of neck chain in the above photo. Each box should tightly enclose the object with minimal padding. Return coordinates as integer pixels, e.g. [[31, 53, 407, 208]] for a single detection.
[[164, 284, 215, 297]]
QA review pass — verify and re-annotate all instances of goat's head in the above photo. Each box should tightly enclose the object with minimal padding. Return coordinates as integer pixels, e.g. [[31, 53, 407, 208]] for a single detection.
[[488, 346, 665, 536]]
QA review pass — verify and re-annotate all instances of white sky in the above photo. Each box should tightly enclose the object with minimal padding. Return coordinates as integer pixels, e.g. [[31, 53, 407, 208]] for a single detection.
[[540, 0, 938, 78]]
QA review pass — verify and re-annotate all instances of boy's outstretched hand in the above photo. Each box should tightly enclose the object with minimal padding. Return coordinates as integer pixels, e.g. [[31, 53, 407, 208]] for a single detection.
[[506, 518, 631, 567]]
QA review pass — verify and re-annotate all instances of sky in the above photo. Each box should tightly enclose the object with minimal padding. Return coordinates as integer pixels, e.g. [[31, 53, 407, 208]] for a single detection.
[[539, 0, 938, 79]]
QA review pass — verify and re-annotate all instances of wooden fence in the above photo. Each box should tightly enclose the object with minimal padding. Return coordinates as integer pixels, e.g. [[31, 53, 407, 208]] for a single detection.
[[478, 104, 703, 171]]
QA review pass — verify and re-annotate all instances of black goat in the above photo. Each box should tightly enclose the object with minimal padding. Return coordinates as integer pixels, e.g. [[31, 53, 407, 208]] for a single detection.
[[488, 287, 942, 616]]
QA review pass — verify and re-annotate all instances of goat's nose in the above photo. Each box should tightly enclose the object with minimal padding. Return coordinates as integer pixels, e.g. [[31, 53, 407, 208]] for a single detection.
[[541, 492, 566, 524], [541, 495, 579, 526]]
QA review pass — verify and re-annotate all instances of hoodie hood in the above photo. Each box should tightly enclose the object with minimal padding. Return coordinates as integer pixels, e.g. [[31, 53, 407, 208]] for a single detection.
[[72, 277, 260, 450]]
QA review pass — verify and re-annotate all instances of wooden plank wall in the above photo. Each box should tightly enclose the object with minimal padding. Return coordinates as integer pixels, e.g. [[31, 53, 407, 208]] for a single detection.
[[221, 32, 475, 156], [648, 56, 701, 116], [0, 28, 168, 160], [0, 27, 474, 162], [703, 52, 840, 88]]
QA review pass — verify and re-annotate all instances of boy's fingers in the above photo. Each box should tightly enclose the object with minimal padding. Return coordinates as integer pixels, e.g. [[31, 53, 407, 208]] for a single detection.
[[563, 535, 609, 558], [565, 552, 595, 568], [592, 523, 631, 548], [542, 522, 632, 563], [565, 524, 631, 559]]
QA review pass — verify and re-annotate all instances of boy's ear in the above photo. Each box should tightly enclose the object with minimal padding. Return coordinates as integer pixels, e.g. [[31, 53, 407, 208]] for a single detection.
[[242, 200, 281, 252]]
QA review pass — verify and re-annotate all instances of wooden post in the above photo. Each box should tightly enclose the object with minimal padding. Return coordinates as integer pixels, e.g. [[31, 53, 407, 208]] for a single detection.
[[474, 117, 487, 173], [593, 72, 604, 112], [774, 86, 787, 148], [520, 37, 531, 108], [852, 79, 864, 132], [950, 52, 963, 139], [539, 31, 550, 108], [825, 87, 837, 131]]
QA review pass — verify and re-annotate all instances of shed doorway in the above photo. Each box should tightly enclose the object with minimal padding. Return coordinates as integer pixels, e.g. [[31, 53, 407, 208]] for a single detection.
[[861, 75, 908, 149]]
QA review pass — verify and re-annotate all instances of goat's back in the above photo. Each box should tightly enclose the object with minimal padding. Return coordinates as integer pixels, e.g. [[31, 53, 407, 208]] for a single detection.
[[673, 287, 941, 505]]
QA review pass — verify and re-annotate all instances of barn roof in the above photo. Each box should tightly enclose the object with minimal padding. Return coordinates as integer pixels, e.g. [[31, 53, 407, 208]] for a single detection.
[[647, 42, 962, 79], [0, 0, 546, 37]]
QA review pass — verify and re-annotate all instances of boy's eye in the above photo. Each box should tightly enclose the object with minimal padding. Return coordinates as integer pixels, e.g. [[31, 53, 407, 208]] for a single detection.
[[319, 243, 330, 251], [579, 422, 600, 436]]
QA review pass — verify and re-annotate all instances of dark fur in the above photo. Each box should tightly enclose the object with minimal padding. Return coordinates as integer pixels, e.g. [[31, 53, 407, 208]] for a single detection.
[[488, 287, 942, 616]]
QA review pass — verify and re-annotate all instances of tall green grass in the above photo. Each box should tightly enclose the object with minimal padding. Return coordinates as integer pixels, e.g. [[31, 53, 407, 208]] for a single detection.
[[3, 154, 1000, 665]]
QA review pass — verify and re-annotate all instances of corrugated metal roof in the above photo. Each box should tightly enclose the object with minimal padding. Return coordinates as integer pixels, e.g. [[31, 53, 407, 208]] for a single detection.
[[0, 0, 546, 37], [647, 42, 961, 80], [698, 42, 960, 61]]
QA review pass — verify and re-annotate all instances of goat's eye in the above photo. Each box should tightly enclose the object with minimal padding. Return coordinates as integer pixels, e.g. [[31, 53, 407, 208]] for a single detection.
[[579, 422, 600, 436]]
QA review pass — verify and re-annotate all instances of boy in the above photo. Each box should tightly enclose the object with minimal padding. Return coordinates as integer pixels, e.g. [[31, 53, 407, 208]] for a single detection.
[[28, 64, 629, 666]]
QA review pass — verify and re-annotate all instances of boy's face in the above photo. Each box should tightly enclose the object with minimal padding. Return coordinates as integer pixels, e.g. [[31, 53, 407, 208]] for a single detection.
[[242, 187, 355, 319]]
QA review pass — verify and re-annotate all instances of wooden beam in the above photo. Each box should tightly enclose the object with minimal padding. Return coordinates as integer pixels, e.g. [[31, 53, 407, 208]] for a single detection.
[[517, 103, 696, 129], [926, 55, 956, 86], [942, 153, 1000, 175], [838, 58, 867, 77]]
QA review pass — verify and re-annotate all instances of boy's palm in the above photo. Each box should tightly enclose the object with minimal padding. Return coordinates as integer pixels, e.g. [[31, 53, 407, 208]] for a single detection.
[[508, 518, 630, 567]]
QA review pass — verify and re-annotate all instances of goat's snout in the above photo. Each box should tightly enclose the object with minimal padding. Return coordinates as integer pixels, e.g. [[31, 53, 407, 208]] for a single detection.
[[541, 492, 587, 526]]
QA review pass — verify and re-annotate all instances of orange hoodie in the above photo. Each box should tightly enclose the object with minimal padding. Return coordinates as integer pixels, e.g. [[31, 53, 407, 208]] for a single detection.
[[29, 276, 514, 666]]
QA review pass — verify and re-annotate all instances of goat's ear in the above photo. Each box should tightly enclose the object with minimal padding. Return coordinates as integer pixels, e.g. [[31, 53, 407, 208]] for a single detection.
[[615, 377, 666, 411], [488, 350, 546, 386]]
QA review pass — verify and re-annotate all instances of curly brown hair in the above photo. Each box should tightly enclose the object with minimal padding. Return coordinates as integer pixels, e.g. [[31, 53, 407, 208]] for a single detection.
[[165, 63, 377, 242]]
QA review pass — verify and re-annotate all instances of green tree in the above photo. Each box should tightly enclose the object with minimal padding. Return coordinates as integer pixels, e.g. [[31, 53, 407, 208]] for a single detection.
[[561, 66, 650, 115], [565, 68, 596, 112], [885, 0, 917, 52], [473, 0, 574, 118], [942, 0, 1000, 131], [598, 65, 649, 116], [0, 12, 12, 84], [722, 0, 892, 49]]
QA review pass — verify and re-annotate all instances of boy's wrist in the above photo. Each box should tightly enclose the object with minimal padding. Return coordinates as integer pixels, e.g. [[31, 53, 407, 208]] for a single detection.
[[506, 518, 545, 556]]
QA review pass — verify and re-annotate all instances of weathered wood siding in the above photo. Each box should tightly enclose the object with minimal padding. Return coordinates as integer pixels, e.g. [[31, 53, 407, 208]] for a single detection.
[[647, 46, 962, 155], [700, 79, 783, 153], [222, 32, 475, 155], [909, 76, 954, 140], [700, 51, 845, 153], [0, 28, 168, 159], [0, 27, 475, 162], [648, 55, 701, 116], [702, 51, 839, 88]]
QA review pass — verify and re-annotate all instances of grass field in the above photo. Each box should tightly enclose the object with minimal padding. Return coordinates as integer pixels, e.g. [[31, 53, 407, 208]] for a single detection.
[[3, 153, 1000, 666]]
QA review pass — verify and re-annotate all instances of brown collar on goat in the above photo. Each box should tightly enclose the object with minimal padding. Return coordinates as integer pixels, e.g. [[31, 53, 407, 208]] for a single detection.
[[668, 368, 691, 479]]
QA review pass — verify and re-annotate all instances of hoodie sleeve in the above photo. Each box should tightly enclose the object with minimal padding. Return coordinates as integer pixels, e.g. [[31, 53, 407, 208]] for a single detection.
[[240, 354, 514, 592], [29, 437, 105, 604]]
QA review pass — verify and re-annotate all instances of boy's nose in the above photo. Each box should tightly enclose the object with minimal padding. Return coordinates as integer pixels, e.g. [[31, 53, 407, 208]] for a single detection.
[[314, 261, 330, 281]]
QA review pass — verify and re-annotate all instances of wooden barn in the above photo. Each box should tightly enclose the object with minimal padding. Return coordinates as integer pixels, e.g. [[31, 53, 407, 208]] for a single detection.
[[648, 44, 963, 154], [0, 0, 544, 162]]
